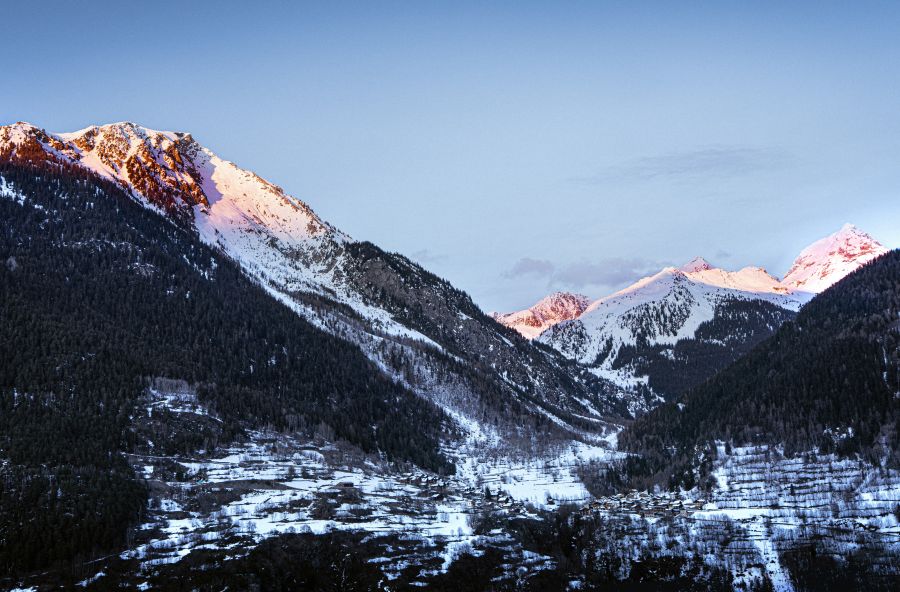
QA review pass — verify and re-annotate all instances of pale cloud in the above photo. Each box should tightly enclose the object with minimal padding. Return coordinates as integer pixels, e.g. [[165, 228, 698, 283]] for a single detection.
[[409, 248, 446, 265], [573, 145, 791, 185], [502, 257, 556, 279], [503, 256, 671, 292]]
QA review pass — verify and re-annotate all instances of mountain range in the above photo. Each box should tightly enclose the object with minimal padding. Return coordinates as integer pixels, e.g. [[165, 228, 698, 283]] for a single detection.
[[496, 224, 888, 400], [6, 121, 886, 416], [1, 120, 897, 590]]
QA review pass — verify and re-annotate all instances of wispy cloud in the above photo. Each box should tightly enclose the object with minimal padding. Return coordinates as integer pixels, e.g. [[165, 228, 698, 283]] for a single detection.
[[502, 257, 556, 279], [409, 248, 446, 265], [573, 145, 791, 185], [503, 256, 671, 292]]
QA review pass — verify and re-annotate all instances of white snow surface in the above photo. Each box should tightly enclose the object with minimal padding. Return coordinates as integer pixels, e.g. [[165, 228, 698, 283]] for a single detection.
[[538, 261, 810, 371], [0, 175, 25, 206], [782, 223, 888, 293]]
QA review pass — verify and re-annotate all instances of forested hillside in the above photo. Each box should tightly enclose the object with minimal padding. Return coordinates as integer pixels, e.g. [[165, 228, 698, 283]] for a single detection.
[[612, 298, 797, 399], [0, 121, 625, 452], [616, 250, 900, 490], [0, 159, 452, 576]]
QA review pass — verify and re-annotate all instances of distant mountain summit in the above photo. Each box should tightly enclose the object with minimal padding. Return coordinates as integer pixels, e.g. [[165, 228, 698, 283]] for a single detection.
[[782, 223, 888, 293], [491, 292, 591, 339], [493, 225, 888, 401], [496, 257, 799, 342], [537, 259, 806, 397], [679, 256, 713, 273]]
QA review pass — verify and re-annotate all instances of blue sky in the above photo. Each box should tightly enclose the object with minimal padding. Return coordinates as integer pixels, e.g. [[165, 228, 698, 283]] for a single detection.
[[3, 1, 899, 311]]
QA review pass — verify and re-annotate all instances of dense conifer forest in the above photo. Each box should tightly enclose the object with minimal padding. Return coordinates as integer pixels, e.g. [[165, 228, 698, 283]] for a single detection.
[[613, 299, 797, 399], [615, 250, 900, 490], [0, 160, 452, 575]]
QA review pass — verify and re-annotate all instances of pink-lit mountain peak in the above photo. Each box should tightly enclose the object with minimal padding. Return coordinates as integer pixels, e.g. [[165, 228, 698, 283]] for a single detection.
[[679, 256, 714, 273], [491, 292, 591, 339], [782, 223, 888, 293]]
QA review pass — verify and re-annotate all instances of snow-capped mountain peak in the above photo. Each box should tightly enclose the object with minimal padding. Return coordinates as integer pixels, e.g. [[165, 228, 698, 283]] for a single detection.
[[492, 292, 591, 339], [536, 262, 806, 398], [0, 121, 42, 146], [2, 121, 340, 242], [682, 264, 789, 295], [0, 121, 417, 337], [782, 223, 888, 293], [64, 122, 340, 240], [679, 256, 713, 273]]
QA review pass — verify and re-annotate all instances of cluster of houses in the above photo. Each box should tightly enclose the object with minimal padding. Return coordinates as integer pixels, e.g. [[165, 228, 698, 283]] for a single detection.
[[480, 487, 529, 514], [395, 471, 714, 521], [399, 473, 449, 490], [582, 491, 708, 518]]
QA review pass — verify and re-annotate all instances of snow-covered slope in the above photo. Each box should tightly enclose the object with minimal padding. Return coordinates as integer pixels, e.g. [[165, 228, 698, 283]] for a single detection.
[[1, 122, 403, 329], [497, 258, 797, 342], [526, 226, 887, 399], [538, 261, 807, 380], [492, 292, 590, 339], [680, 259, 794, 295], [0, 120, 624, 446], [782, 223, 888, 293]]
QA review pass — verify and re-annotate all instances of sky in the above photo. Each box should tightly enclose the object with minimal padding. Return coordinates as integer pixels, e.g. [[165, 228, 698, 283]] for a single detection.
[[3, 1, 899, 312]]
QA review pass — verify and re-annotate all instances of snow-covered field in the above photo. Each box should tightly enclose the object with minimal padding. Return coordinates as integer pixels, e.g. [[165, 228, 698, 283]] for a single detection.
[[88, 391, 586, 587], [126, 433, 475, 574], [581, 443, 900, 591]]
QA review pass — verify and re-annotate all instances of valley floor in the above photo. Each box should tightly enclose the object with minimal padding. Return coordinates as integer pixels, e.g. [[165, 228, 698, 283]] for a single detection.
[[6, 395, 899, 591]]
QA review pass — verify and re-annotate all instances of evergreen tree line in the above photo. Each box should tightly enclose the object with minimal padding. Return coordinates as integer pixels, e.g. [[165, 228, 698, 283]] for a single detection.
[[613, 299, 797, 400]]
